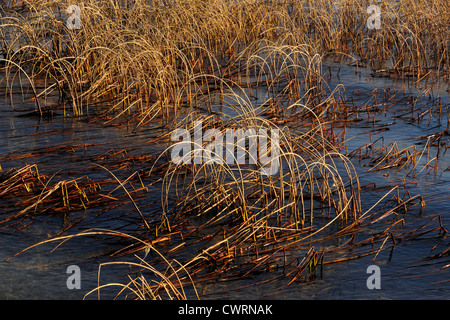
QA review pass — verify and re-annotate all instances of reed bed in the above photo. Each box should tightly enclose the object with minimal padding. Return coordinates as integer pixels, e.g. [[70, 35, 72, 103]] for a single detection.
[[0, 0, 448, 299], [1, 0, 448, 117]]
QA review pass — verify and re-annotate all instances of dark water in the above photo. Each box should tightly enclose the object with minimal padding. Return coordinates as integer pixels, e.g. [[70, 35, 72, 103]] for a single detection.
[[0, 60, 449, 299]]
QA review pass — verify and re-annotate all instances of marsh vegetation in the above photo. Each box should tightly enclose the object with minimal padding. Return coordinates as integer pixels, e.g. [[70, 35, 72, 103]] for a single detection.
[[0, 0, 448, 299]]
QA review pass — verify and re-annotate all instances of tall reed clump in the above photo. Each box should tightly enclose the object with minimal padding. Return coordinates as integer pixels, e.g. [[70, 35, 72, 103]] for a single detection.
[[157, 43, 360, 234], [161, 116, 361, 232]]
